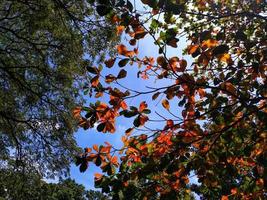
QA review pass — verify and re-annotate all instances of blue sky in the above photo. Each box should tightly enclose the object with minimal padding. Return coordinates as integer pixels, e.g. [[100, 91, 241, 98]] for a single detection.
[[69, 0, 199, 192]]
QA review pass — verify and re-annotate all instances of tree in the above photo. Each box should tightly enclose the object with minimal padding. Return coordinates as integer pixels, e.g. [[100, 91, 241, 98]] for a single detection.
[[0, 167, 109, 200], [0, 0, 118, 178], [74, 0, 266, 199]]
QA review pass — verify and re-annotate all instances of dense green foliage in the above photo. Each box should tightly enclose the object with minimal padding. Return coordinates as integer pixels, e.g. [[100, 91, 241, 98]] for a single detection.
[[0, 0, 118, 177], [0, 168, 108, 200]]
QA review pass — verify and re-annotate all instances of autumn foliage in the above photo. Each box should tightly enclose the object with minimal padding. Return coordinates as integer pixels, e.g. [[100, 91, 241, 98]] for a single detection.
[[74, 0, 266, 199]]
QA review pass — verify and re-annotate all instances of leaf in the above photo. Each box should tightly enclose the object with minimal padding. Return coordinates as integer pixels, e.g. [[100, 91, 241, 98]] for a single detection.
[[139, 115, 148, 126], [104, 58, 116, 68], [202, 39, 218, 48], [91, 76, 99, 87], [187, 45, 199, 55], [118, 58, 129, 67], [79, 161, 88, 172], [93, 144, 98, 152], [94, 173, 103, 182], [73, 107, 82, 118], [125, 127, 134, 136], [166, 119, 174, 128], [117, 69, 127, 79], [116, 25, 125, 35], [95, 155, 102, 166], [133, 116, 141, 127], [120, 110, 138, 118], [212, 45, 229, 56], [139, 101, 147, 112], [117, 44, 135, 57], [152, 92, 160, 100], [178, 59, 187, 72], [162, 99, 170, 110], [157, 56, 167, 66], [96, 5, 111, 16], [167, 38, 179, 48], [97, 123, 105, 132], [126, 0, 134, 12], [129, 39, 136, 46], [221, 196, 228, 200], [217, 53, 232, 64], [105, 74, 117, 83], [120, 100, 128, 110], [134, 31, 148, 40], [221, 82, 236, 95], [87, 66, 99, 74], [85, 147, 92, 153], [142, 109, 151, 114], [169, 56, 179, 71]]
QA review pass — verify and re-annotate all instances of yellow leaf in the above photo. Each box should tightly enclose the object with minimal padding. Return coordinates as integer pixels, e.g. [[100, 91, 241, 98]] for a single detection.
[[202, 39, 218, 48], [217, 53, 232, 64], [162, 99, 170, 110]]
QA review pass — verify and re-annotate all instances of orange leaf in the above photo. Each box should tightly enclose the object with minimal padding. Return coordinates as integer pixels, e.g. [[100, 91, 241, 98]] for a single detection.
[[91, 76, 99, 87], [93, 144, 98, 152], [139, 101, 148, 112], [231, 188, 237, 195], [217, 53, 232, 64], [94, 173, 103, 181], [105, 74, 117, 83], [187, 44, 199, 54], [85, 147, 92, 153], [120, 100, 128, 110], [162, 99, 170, 110], [117, 44, 128, 54], [73, 107, 82, 118], [139, 115, 149, 126], [198, 88, 206, 98], [103, 121, 116, 133], [110, 156, 119, 166], [221, 195, 228, 200], [96, 103, 108, 111], [117, 44, 135, 57], [95, 92, 103, 98], [104, 58, 116, 68], [201, 39, 218, 49], [111, 15, 120, 24], [116, 25, 125, 35]]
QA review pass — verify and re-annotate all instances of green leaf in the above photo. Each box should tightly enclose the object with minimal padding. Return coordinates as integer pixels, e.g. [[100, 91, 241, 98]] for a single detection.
[[86, 66, 99, 74], [97, 123, 105, 132], [130, 106, 138, 111], [96, 5, 111, 16], [120, 110, 138, 118], [142, 109, 151, 114], [133, 116, 141, 127], [117, 69, 127, 79], [118, 58, 129, 67], [95, 155, 102, 166], [79, 161, 88, 172], [126, 0, 133, 12]]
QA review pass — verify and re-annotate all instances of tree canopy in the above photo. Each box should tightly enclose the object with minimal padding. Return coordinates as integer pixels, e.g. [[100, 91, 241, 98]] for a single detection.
[[74, 0, 267, 199], [0, 167, 109, 200], [0, 0, 118, 177]]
